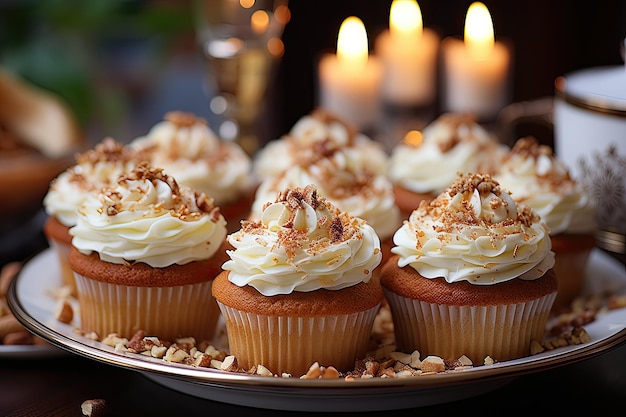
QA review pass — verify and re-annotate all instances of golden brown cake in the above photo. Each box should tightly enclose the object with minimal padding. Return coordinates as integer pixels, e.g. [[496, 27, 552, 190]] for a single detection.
[[69, 163, 228, 341], [213, 185, 384, 376], [381, 173, 557, 364]]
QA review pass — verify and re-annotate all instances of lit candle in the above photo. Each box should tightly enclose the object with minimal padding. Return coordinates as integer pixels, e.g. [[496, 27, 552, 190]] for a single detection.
[[318, 16, 382, 131], [375, 0, 439, 106], [441, 2, 512, 120]]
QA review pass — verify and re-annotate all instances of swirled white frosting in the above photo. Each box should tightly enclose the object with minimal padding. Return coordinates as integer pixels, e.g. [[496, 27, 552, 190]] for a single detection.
[[391, 173, 555, 284], [130, 111, 253, 205], [495, 137, 596, 235], [387, 113, 508, 195], [223, 185, 382, 296], [253, 109, 388, 180], [43, 138, 139, 227], [70, 163, 227, 267], [250, 149, 401, 240]]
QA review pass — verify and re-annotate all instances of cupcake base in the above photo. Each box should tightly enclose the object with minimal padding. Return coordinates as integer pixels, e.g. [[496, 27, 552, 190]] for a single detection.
[[213, 271, 384, 376], [218, 304, 379, 376], [380, 257, 558, 364], [69, 246, 228, 342]]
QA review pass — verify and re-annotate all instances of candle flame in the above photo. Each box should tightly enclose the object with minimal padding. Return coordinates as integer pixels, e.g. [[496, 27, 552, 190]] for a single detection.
[[251, 10, 270, 34], [404, 129, 423, 147], [390, 0, 423, 39], [464, 2, 494, 60], [337, 16, 369, 70]]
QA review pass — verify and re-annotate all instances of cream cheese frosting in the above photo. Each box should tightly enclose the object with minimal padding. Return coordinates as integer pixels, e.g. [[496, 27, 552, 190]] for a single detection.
[[43, 138, 140, 227], [129, 111, 253, 205], [253, 108, 388, 180], [494, 137, 596, 235], [70, 163, 227, 268], [391, 173, 555, 284], [222, 185, 383, 296], [250, 148, 401, 240], [387, 113, 509, 195]]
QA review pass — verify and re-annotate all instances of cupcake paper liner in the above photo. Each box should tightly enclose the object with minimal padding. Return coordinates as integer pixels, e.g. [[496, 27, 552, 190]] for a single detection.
[[384, 289, 557, 364], [47, 238, 76, 295], [217, 302, 380, 376], [74, 273, 220, 342]]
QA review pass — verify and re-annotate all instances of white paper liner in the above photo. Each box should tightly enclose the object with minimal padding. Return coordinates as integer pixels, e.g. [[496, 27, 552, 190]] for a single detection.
[[384, 289, 557, 363], [46, 238, 75, 295], [74, 273, 219, 341], [217, 302, 380, 376]]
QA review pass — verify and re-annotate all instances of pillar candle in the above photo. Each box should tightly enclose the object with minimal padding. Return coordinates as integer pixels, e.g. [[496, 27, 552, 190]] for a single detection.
[[318, 16, 382, 131], [441, 2, 512, 120], [375, 0, 439, 106]]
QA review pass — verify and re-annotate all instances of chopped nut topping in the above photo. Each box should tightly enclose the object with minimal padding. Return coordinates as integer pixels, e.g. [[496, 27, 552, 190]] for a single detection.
[[56, 274, 626, 379], [80, 399, 107, 417]]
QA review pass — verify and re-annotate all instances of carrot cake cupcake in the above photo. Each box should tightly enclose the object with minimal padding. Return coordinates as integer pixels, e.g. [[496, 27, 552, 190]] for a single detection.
[[69, 162, 228, 341], [43, 138, 140, 294], [380, 173, 557, 364], [494, 137, 596, 310], [213, 184, 384, 376], [387, 113, 509, 218], [129, 111, 255, 232], [252, 108, 388, 182], [250, 147, 400, 268]]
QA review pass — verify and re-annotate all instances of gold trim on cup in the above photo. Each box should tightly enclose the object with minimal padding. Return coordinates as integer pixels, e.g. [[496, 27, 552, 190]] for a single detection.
[[555, 76, 626, 118]]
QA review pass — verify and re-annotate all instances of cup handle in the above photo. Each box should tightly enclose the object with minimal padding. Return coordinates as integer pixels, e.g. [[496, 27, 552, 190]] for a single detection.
[[496, 97, 554, 147]]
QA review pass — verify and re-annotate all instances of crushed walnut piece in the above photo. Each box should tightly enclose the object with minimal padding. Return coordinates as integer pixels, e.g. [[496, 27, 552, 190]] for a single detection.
[[56, 274, 626, 379], [94, 162, 220, 222]]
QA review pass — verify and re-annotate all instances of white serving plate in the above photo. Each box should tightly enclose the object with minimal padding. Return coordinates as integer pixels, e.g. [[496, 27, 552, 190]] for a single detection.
[[8, 248, 626, 412]]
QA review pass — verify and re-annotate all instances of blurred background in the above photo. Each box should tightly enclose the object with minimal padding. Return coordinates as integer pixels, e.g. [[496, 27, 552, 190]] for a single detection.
[[1, 0, 625, 265], [1, 0, 624, 145]]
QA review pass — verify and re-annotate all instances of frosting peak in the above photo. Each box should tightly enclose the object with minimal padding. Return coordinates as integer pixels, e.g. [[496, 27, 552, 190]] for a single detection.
[[129, 111, 253, 205], [387, 113, 508, 195], [251, 147, 401, 240], [253, 109, 388, 180], [392, 173, 555, 285], [43, 137, 140, 227], [70, 162, 227, 267], [223, 185, 383, 296]]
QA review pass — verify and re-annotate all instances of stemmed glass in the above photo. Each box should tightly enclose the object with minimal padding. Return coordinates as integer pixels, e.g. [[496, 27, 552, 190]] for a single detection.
[[194, 0, 290, 155]]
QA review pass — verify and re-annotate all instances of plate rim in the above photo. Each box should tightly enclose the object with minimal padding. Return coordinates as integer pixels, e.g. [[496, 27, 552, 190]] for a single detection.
[[7, 248, 626, 391]]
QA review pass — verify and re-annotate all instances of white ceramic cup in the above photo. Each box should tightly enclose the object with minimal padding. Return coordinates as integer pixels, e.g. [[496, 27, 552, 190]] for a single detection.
[[554, 66, 625, 257], [498, 64, 626, 260], [553, 66, 626, 181]]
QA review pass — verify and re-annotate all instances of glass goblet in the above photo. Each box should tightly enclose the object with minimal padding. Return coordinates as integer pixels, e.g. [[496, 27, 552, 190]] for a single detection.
[[194, 0, 290, 155]]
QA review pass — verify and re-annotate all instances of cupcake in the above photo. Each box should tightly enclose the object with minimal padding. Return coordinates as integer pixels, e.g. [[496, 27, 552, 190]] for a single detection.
[[69, 162, 228, 341], [387, 113, 509, 218], [43, 138, 140, 294], [250, 147, 401, 268], [252, 108, 388, 181], [494, 137, 596, 310], [380, 173, 557, 364], [129, 111, 255, 233], [213, 184, 384, 376]]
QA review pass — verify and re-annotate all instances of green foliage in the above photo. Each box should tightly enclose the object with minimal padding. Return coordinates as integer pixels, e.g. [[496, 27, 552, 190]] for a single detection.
[[0, 0, 194, 127]]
